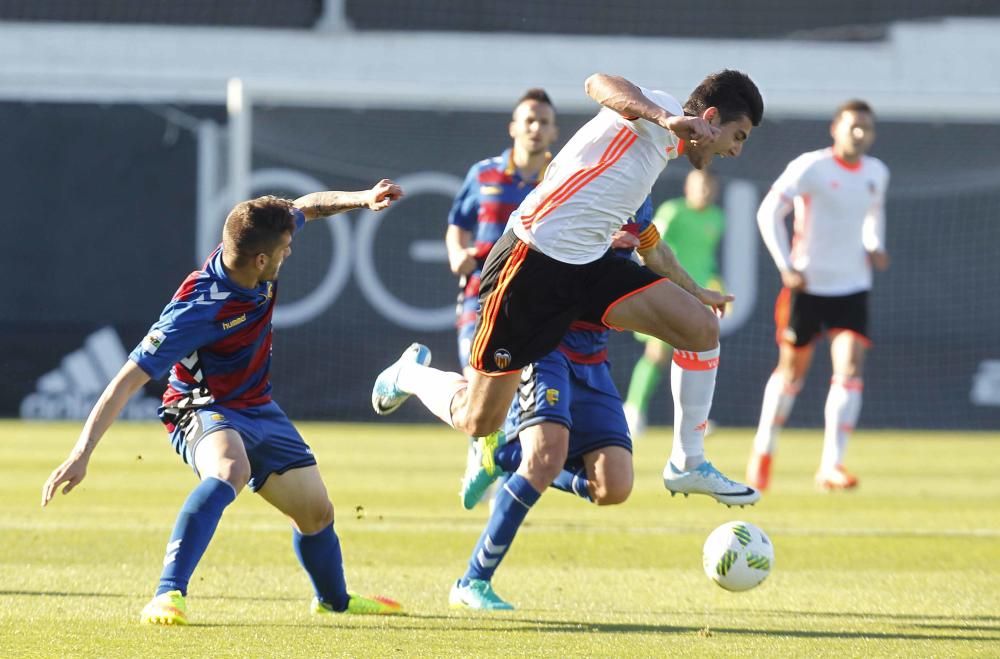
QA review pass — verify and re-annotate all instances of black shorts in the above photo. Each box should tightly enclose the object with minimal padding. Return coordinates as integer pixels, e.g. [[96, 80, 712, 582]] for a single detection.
[[774, 288, 870, 348], [470, 231, 663, 373]]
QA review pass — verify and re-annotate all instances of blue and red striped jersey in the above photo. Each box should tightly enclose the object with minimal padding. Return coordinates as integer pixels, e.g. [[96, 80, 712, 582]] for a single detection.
[[558, 196, 655, 363], [130, 209, 305, 413], [448, 149, 549, 265]]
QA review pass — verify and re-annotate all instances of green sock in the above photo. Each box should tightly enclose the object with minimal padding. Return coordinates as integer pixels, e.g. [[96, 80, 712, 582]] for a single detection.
[[626, 357, 662, 413]]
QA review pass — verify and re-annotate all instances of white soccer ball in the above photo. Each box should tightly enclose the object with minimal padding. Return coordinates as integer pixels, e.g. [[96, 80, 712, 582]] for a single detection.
[[702, 521, 774, 592]]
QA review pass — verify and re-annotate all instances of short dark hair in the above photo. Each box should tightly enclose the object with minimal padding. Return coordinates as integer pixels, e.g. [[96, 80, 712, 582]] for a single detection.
[[223, 195, 296, 266], [834, 99, 874, 120], [516, 87, 555, 112], [684, 70, 764, 127]]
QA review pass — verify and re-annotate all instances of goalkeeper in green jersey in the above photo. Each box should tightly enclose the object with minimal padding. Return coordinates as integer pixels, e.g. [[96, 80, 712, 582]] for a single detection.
[[624, 169, 726, 438]]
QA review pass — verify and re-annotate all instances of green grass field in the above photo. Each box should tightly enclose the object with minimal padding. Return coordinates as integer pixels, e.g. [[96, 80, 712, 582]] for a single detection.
[[1, 420, 998, 657]]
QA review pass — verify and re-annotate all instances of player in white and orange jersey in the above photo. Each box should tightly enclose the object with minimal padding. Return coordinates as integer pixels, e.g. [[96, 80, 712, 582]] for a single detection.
[[748, 100, 890, 492], [374, 71, 764, 509]]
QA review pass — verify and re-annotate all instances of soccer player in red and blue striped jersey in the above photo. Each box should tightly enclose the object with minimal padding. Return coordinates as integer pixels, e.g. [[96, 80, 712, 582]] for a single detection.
[[42, 181, 405, 624]]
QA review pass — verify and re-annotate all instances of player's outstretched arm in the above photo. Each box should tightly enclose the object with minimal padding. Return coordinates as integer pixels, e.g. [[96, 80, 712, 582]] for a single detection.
[[41, 361, 150, 507], [293, 179, 404, 221], [584, 73, 719, 145], [639, 240, 734, 316]]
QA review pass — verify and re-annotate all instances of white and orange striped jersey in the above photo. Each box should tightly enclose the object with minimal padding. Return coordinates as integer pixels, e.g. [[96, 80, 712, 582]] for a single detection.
[[510, 88, 684, 264], [758, 147, 889, 296]]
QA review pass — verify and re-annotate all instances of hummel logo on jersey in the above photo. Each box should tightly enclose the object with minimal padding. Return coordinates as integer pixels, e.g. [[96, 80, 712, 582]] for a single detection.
[[221, 313, 247, 331], [20, 326, 160, 420]]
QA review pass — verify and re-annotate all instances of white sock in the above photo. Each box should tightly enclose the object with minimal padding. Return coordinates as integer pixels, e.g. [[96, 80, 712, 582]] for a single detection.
[[396, 362, 466, 429], [669, 346, 720, 471], [753, 371, 800, 455], [820, 375, 863, 471]]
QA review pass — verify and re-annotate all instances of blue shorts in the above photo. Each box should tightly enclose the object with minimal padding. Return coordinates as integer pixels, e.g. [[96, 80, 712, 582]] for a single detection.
[[504, 350, 632, 461], [167, 400, 317, 492]]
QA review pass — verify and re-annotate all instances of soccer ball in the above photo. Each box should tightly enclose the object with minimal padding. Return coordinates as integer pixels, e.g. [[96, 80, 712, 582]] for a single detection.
[[702, 521, 774, 592]]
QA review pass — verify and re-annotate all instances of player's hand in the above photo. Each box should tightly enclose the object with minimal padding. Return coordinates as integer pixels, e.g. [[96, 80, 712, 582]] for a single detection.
[[610, 230, 640, 250], [869, 250, 890, 271], [41, 453, 89, 507], [449, 246, 478, 276], [367, 179, 404, 211], [697, 287, 735, 318], [781, 270, 806, 291], [662, 115, 720, 146]]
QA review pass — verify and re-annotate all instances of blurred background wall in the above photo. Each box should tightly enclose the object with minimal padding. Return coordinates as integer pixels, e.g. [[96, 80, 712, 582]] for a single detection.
[[3, 1, 999, 428]]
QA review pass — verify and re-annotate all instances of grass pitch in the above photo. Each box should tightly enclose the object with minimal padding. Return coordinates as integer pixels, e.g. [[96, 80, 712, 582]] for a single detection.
[[1, 420, 998, 657]]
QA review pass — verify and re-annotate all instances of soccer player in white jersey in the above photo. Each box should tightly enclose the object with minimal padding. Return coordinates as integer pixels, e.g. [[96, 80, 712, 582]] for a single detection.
[[374, 71, 764, 508], [747, 100, 890, 492]]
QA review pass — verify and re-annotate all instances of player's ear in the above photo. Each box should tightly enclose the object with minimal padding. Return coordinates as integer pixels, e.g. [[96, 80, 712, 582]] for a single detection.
[[508, 119, 517, 140], [254, 252, 268, 272], [703, 107, 720, 125]]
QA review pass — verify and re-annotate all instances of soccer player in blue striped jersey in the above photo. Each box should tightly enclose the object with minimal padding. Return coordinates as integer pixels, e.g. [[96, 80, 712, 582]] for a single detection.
[[42, 181, 405, 624], [449, 198, 656, 611]]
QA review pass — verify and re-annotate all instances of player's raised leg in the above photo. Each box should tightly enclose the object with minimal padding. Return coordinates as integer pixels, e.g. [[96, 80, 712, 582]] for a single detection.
[[605, 279, 759, 506], [257, 464, 401, 615], [141, 429, 247, 625], [817, 330, 867, 490]]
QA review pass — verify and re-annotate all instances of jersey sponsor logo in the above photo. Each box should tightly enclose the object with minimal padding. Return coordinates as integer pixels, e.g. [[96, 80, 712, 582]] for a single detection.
[[493, 349, 512, 370], [210, 413, 226, 422], [545, 388, 560, 406], [142, 329, 166, 354], [221, 313, 248, 331], [20, 326, 160, 420]]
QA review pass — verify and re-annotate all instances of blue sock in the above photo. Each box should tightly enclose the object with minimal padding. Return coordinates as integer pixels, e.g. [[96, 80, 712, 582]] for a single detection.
[[494, 441, 522, 472], [293, 523, 349, 611], [461, 474, 540, 585], [551, 467, 593, 502], [156, 476, 236, 596]]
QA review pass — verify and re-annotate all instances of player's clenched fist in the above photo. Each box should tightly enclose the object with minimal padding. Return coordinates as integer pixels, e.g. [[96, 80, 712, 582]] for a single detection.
[[368, 179, 404, 211]]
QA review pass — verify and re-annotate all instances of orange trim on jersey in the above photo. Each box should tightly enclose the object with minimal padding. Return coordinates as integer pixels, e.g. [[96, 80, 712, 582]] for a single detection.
[[828, 328, 873, 348], [638, 224, 661, 250], [469, 240, 529, 370], [521, 128, 634, 227], [672, 349, 720, 371], [833, 154, 862, 171], [520, 127, 636, 228], [676, 140, 686, 155], [600, 278, 667, 331]]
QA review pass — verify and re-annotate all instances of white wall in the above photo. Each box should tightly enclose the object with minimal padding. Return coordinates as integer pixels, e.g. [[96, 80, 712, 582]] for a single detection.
[[1, 17, 998, 119]]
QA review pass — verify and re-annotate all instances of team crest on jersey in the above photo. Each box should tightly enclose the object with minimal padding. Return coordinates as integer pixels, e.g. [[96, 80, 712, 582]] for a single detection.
[[545, 388, 560, 405], [141, 329, 166, 354], [494, 349, 512, 370]]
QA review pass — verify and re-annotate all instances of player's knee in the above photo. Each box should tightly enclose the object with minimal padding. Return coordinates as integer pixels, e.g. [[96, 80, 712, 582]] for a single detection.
[[459, 409, 507, 438], [591, 478, 633, 506], [292, 498, 335, 535], [521, 451, 566, 485], [214, 459, 250, 493]]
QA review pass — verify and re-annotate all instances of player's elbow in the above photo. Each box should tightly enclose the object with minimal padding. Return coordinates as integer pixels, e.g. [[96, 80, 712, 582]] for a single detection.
[[584, 73, 610, 99]]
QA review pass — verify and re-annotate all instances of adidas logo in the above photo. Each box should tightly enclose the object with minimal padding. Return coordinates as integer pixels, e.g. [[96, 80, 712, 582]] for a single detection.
[[20, 326, 160, 420]]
